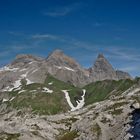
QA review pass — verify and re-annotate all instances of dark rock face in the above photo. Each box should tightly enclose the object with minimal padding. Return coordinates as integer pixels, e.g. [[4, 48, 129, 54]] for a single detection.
[[0, 50, 132, 89], [129, 109, 140, 139]]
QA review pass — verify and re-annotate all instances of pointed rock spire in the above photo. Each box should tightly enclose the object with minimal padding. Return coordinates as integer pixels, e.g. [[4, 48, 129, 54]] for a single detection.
[[97, 53, 105, 59], [49, 49, 64, 56], [93, 53, 114, 70], [90, 53, 118, 81]]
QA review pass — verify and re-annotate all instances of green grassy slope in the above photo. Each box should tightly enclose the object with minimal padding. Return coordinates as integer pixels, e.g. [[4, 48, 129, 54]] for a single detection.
[[84, 79, 137, 105], [2, 75, 140, 115], [7, 75, 81, 115]]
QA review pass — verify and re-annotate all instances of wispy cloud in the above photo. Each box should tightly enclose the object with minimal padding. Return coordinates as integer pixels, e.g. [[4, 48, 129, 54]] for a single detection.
[[8, 32, 140, 63], [1, 31, 140, 76], [106, 47, 140, 62], [43, 2, 84, 17], [32, 34, 60, 40], [6, 32, 140, 74], [119, 66, 140, 74], [8, 31, 25, 36], [30, 33, 140, 61], [43, 8, 72, 17]]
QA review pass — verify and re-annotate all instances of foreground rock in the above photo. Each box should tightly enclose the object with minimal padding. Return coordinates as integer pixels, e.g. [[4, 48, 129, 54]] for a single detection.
[[0, 85, 139, 140]]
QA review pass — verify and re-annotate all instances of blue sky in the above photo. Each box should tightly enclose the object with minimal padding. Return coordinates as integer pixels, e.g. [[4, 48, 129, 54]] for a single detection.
[[0, 0, 140, 77]]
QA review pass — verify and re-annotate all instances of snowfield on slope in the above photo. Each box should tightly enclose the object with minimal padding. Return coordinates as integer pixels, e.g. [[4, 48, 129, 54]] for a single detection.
[[55, 66, 75, 72], [62, 89, 86, 111], [0, 66, 19, 72]]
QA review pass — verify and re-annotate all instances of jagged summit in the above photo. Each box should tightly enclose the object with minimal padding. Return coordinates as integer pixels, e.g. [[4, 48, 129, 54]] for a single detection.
[[16, 54, 35, 59], [97, 53, 105, 59], [94, 53, 114, 71], [90, 54, 117, 81], [15, 54, 43, 62], [47, 49, 64, 58], [46, 49, 81, 68], [45, 49, 89, 87], [51, 49, 63, 55], [89, 54, 132, 82]]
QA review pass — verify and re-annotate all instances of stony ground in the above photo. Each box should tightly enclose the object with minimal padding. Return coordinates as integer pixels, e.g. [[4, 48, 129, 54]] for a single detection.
[[0, 87, 139, 140]]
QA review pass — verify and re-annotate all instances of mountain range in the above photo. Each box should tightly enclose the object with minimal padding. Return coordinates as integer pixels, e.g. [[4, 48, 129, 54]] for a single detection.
[[0, 49, 139, 140], [0, 49, 132, 91]]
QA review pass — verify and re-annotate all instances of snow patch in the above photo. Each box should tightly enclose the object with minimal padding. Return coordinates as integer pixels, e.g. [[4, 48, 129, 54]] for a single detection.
[[64, 67, 75, 72], [1, 69, 34, 92], [2, 71, 34, 92], [55, 66, 62, 69], [48, 82, 53, 85], [62, 89, 86, 111], [13, 80, 22, 89], [19, 68, 27, 72], [2, 98, 9, 102], [18, 90, 26, 94], [2, 79, 22, 92], [31, 69, 38, 74], [26, 79, 34, 85], [21, 72, 34, 85], [10, 97, 15, 101], [21, 72, 28, 78], [62, 90, 75, 110], [14, 86, 22, 91], [29, 90, 37, 93], [75, 89, 86, 111], [43, 87, 53, 93], [0, 66, 19, 72], [55, 66, 75, 72], [2, 86, 11, 92], [28, 61, 34, 65]]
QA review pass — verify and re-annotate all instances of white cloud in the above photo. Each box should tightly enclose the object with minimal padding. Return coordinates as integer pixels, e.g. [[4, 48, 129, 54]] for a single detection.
[[43, 2, 84, 17], [43, 7, 72, 17], [32, 34, 59, 40]]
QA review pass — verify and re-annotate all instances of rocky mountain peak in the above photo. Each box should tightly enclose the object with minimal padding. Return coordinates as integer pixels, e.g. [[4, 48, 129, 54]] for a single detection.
[[97, 53, 105, 59], [16, 54, 34, 59], [45, 50, 89, 87], [10, 54, 43, 68], [90, 54, 118, 81], [50, 49, 64, 56], [93, 53, 114, 71], [15, 54, 43, 61], [46, 49, 80, 68]]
